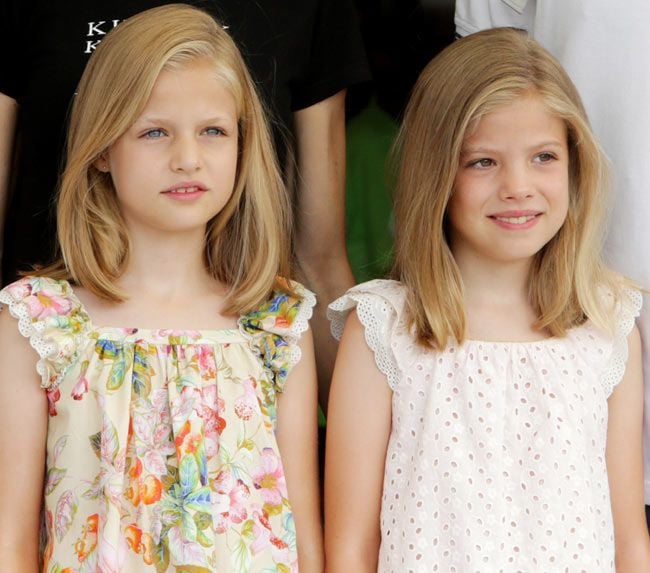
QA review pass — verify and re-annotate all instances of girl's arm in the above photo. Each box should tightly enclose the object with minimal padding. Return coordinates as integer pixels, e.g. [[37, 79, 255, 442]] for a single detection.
[[276, 327, 324, 572], [0, 308, 48, 571], [324, 312, 392, 572], [606, 325, 650, 571]]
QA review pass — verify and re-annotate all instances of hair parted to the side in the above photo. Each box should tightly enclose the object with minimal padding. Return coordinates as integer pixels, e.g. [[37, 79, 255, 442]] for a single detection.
[[392, 27, 627, 348], [43, 4, 293, 312]]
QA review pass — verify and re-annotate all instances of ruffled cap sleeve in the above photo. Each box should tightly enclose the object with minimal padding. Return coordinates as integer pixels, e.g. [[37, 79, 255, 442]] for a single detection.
[[328, 279, 407, 390], [239, 280, 316, 392], [0, 276, 90, 389], [601, 286, 643, 396]]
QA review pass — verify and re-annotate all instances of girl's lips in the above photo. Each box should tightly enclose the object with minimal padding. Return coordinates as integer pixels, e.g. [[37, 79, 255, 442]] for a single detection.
[[161, 181, 208, 201], [162, 180, 207, 192], [489, 212, 541, 230]]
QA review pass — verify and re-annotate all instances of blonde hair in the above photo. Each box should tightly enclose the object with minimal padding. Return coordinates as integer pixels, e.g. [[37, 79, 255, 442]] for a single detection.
[[392, 27, 625, 348], [43, 4, 293, 312]]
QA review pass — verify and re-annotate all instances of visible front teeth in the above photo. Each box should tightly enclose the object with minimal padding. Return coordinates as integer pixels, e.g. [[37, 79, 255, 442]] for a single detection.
[[173, 187, 198, 193], [495, 215, 536, 224]]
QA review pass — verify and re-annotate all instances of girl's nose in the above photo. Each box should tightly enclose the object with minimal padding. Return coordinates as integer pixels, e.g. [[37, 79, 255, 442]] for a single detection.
[[500, 164, 534, 200], [170, 136, 202, 173]]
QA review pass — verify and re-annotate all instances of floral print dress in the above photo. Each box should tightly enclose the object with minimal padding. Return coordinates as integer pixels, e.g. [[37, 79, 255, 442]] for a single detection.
[[0, 276, 315, 573]]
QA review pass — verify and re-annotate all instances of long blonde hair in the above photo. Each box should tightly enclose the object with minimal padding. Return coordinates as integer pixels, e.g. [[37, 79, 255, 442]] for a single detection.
[[392, 27, 623, 348], [43, 4, 293, 312]]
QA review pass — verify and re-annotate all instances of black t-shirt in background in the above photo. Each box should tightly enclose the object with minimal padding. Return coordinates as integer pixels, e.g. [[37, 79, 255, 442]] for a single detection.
[[0, 0, 369, 283]]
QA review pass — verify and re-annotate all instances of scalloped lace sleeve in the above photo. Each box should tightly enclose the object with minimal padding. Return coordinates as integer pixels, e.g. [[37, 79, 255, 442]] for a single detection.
[[601, 286, 642, 396], [0, 276, 88, 390], [238, 281, 316, 392], [328, 279, 407, 390]]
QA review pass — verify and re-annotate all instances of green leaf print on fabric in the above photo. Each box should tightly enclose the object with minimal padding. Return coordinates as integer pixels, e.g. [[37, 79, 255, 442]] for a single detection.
[[45, 467, 67, 495], [89, 415, 120, 464], [107, 346, 132, 392], [231, 537, 252, 573], [133, 345, 155, 398]]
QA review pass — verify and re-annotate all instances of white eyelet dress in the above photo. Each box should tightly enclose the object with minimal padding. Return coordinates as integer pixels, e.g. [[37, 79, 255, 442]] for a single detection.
[[328, 279, 641, 573]]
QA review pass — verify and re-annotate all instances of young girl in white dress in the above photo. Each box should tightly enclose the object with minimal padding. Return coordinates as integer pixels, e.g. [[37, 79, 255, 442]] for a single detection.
[[0, 5, 322, 572], [324, 28, 650, 572]]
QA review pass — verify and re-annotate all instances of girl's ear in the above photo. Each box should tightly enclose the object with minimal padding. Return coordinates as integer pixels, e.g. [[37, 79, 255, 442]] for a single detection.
[[94, 154, 110, 173]]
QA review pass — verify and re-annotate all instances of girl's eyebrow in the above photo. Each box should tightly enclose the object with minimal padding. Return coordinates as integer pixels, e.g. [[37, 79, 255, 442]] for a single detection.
[[461, 140, 565, 154], [136, 114, 236, 125]]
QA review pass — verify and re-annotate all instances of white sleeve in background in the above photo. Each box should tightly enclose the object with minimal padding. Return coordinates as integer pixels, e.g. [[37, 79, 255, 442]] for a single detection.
[[454, 0, 535, 36]]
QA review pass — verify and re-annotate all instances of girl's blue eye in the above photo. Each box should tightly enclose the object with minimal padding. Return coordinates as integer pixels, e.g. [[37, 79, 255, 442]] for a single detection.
[[203, 127, 225, 136], [143, 128, 166, 138]]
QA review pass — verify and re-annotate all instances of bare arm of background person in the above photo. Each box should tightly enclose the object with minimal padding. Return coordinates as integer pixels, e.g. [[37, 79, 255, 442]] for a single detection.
[[293, 90, 353, 411], [0, 92, 18, 281]]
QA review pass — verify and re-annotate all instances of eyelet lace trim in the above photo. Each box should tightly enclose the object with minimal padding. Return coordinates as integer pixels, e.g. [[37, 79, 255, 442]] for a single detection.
[[328, 279, 404, 390], [601, 286, 642, 396], [0, 290, 60, 389]]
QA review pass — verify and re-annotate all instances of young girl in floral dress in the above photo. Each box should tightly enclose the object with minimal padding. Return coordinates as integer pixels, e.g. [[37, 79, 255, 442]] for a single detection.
[[325, 28, 650, 572], [0, 5, 322, 572]]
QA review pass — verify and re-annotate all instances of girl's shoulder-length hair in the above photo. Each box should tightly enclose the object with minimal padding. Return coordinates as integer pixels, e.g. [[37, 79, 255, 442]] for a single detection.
[[391, 27, 633, 348], [41, 3, 294, 313]]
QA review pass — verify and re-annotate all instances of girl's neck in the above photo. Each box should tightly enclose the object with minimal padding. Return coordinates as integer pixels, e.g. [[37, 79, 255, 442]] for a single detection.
[[454, 251, 548, 342], [118, 226, 219, 300], [455, 249, 530, 302], [73, 225, 236, 331]]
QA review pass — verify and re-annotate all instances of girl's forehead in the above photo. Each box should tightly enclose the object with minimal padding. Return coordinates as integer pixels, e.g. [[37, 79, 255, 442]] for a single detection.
[[464, 93, 563, 140]]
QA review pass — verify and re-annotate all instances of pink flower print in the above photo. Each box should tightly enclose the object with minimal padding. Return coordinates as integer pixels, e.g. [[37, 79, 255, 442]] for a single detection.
[[47, 387, 61, 416], [213, 469, 250, 533], [153, 329, 202, 344], [199, 385, 226, 458], [6, 280, 32, 300], [132, 390, 174, 475], [252, 448, 287, 508], [234, 378, 258, 421], [250, 509, 272, 555], [71, 374, 89, 400], [24, 289, 72, 319], [249, 507, 290, 564], [197, 345, 216, 380]]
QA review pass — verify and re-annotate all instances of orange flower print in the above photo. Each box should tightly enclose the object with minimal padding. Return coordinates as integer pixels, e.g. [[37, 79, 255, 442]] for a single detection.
[[129, 457, 143, 479], [125, 523, 143, 552], [125, 524, 155, 565], [74, 514, 99, 563], [126, 473, 162, 506], [142, 532, 155, 565], [174, 420, 191, 450], [275, 316, 290, 329], [141, 475, 162, 505], [125, 481, 141, 506]]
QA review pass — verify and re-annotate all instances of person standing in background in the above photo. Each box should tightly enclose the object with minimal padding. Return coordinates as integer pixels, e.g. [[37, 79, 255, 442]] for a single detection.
[[0, 0, 369, 408], [455, 0, 650, 531]]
